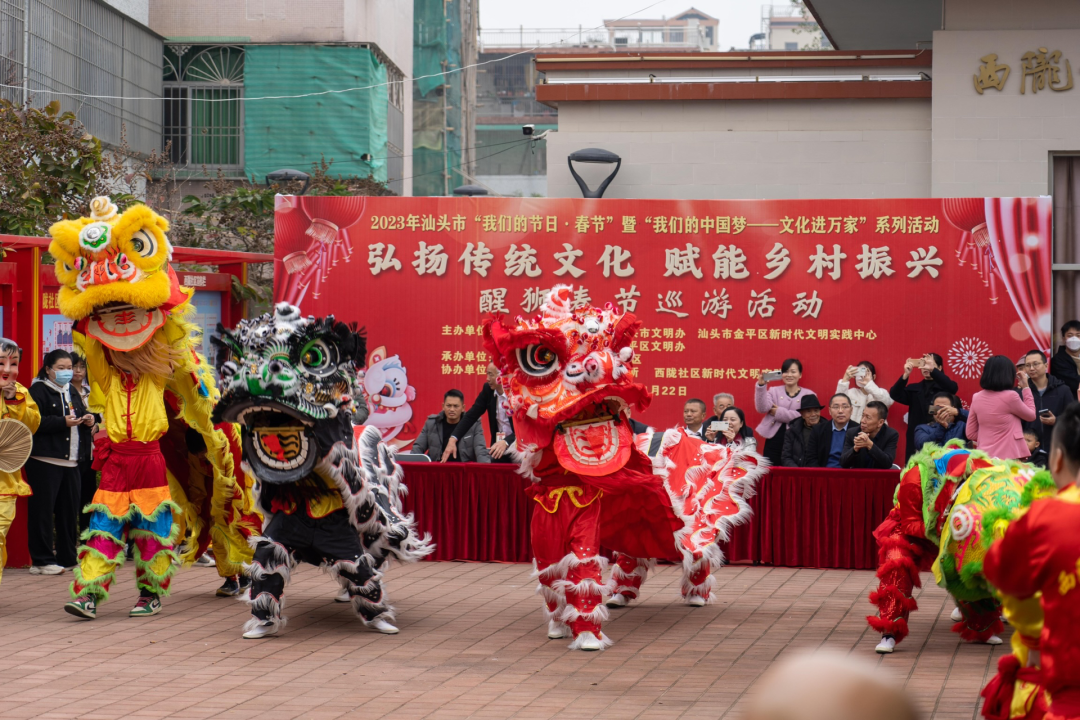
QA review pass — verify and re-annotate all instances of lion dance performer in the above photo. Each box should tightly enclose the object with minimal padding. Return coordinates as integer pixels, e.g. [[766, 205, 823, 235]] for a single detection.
[[50, 197, 258, 619], [484, 285, 766, 650], [868, 439, 1037, 653], [980, 406, 1080, 720], [212, 303, 433, 639], [0, 337, 40, 586]]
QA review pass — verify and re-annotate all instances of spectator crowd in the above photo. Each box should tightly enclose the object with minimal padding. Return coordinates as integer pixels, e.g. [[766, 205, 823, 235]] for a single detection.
[[4, 322, 1080, 578], [412, 320, 1080, 476]]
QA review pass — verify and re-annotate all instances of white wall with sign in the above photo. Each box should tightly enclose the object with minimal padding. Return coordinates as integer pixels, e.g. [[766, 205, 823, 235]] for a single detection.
[[932, 29, 1080, 197]]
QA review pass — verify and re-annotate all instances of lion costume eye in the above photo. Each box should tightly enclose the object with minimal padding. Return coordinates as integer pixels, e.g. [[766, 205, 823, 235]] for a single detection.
[[129, 229, 157, 258], [517, 344, 560, 377], [299, 338, 337, 376]]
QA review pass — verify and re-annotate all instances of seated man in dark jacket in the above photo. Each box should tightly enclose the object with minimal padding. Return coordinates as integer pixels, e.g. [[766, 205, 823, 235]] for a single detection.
[[441, 364, 515, 463], [414, 389, 490, 462], [841, 401, 899, 469], [780, 394, 823, 467], [805, 394, 861, 468]]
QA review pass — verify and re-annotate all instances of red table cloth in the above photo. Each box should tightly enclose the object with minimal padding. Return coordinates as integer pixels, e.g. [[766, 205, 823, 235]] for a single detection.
[[398, 463, 900, 569]]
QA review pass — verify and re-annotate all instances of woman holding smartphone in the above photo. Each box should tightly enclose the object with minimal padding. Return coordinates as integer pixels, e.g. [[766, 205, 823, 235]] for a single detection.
[[715, 407, 757, 452], [25, 349, 96, 574], [754, 358, 814, 466], [966, 355, 1036, 459], [836, 360, 893, 423]]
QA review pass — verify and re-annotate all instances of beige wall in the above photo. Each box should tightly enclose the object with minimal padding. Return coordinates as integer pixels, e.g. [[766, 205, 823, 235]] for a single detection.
[[931, 29, 1080, 197], [546, 99, 931, 199], [149, 1, 413, 77], [150, 0, 346, 42], [944, 0, 1080, 31]]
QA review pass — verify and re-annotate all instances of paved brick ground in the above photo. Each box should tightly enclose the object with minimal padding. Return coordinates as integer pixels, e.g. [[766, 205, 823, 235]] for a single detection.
[[0, 561, 1001, 719]]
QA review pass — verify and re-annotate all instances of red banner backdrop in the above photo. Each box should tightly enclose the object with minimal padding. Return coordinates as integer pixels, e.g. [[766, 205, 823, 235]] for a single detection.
[[273, 196, 1052, 458]]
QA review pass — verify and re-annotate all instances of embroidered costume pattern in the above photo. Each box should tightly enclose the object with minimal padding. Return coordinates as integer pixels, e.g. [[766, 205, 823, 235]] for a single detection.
[[484, 285, 766, 650], [212, 304, 433, 638], [50, 196, 258, 619]]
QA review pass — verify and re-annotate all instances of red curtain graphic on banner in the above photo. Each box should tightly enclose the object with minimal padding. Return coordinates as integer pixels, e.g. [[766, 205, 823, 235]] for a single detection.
[[273, 197, 1052, 457]]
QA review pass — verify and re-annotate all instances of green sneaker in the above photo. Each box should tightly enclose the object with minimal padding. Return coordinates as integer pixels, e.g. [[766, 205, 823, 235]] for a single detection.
[[64, 596, 97, 619], [129, 596, 162, 617]]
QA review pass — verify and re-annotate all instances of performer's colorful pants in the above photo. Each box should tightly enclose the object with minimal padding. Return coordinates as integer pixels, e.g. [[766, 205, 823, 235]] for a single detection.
[[529, 483, 609, 646], [244, 509, 389, 634], [71, 439, 178, 603], [867, 507, 1001, 644], [609, 553, 713, 604]]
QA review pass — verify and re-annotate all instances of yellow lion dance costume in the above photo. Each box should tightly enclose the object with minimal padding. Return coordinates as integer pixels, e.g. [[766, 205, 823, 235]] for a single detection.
[[50, 196, 259, 619]]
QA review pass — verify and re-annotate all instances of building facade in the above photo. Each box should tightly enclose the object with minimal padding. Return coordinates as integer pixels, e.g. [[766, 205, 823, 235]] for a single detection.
[[150, 0, 411, 195], [1, 0, 163, 156], [537, 0, 1080, 342]]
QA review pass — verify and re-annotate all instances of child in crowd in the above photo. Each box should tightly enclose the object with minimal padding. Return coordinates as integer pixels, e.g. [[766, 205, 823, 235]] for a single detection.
[[1023, 428, 1049, 468]]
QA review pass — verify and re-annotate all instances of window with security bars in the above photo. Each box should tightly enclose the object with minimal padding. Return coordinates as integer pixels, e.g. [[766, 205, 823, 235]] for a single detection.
[[163, 45, 243, 171]]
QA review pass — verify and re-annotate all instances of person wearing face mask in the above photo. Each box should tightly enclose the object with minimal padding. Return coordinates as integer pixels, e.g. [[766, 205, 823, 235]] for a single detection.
[[1051, 320, 1080, 399], [26, 350, 96, 575], [889, 352, 959, 462]]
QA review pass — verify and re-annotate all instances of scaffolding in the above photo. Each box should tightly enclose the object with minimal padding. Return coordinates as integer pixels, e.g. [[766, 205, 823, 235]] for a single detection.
[[413, 0, 477, 196]]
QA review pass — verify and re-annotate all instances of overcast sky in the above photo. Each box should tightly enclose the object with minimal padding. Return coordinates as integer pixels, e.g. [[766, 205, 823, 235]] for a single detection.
[[479, 0, 766, 51]]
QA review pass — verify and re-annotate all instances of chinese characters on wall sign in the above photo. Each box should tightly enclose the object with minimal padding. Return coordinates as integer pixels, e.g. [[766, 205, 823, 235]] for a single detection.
[[975, 48, 1075, 94]]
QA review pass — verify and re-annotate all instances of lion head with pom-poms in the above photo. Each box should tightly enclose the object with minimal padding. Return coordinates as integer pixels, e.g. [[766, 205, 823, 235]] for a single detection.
[[48, 196, 189, 352]]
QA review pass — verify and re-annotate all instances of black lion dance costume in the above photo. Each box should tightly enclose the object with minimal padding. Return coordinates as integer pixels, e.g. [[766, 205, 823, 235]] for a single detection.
[[212, 303, 433, 639]]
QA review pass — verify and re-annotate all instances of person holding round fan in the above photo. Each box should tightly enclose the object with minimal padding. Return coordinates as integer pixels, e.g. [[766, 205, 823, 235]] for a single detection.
[[0, 337, 41, 587]]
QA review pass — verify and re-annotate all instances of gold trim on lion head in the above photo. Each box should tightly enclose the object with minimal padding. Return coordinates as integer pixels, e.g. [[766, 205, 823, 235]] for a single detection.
[[48, 196, 174, 320]]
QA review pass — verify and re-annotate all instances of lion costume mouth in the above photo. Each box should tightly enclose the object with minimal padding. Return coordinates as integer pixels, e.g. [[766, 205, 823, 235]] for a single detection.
[[552, 398, 633, 476], [85, 303, 167, 351], [228, 400, 319, 483]]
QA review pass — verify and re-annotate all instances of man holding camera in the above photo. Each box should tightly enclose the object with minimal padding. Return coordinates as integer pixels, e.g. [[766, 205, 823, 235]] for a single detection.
[[889, 353, 959, 461], [841, 402, 899, 469]]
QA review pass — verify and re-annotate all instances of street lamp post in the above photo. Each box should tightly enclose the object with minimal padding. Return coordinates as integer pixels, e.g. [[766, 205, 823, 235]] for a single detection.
[[567, 148, 622, 199]]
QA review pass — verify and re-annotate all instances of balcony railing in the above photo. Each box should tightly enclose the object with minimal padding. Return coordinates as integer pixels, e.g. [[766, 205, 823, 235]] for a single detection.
[[480, 26, 708, 52]]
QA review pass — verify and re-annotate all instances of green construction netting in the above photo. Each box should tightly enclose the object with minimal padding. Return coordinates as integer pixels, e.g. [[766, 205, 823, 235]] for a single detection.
[[413, 0, 464, 196], [244, 45, 388, 183]]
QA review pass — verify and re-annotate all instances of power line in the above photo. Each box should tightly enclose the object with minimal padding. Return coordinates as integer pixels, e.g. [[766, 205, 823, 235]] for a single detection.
[[0, 0, 667, 103]]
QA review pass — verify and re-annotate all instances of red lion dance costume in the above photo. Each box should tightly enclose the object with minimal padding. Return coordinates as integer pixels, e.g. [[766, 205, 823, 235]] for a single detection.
[[484, 286, 767, 651]]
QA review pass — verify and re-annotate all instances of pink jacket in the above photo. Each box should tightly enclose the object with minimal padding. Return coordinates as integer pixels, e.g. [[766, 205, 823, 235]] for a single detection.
[[754, 383, 815, 439], [965, 387, 1036, 459]]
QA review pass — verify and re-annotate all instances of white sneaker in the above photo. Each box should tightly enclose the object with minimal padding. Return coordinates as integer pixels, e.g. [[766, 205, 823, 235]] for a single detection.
[[985, 635, 1003, 645], [194, 553, 214, 567], [951, 606, 963, 622], [334, 589, 350, 603], [686, 595, 707, 607], [548, 619, 569, 639], [575, 631, 603, 651], [875, 636, 897, 654], [368, 618, 399, 635], [605, 593, 629, 608], [242, 621, 278, 639], [30, 565, 64, 575]]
